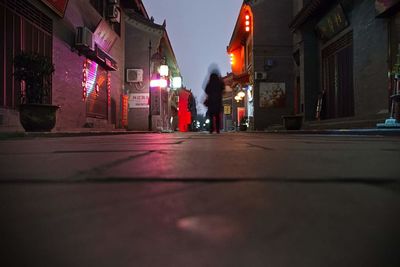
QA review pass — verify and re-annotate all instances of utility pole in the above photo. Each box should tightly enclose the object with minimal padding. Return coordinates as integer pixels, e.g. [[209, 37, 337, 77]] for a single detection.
[[148, 40, 152, 131]]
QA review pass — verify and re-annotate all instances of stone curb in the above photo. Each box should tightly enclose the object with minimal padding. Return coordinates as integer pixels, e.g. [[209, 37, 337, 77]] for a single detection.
[[0, 131, 159, 139]]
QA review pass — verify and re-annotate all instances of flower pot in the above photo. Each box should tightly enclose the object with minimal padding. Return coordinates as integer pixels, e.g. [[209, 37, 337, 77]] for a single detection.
[[239, 124, 247, 131], [19, 104, 59, 132], [282, 115, 303, 130]]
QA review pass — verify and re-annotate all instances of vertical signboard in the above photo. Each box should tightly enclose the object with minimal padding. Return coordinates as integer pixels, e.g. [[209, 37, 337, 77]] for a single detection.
[[121, 95, 128, 127], [224, 105, 232, 115], [93, 20, 118, 52], [151, 88, 161, 116]]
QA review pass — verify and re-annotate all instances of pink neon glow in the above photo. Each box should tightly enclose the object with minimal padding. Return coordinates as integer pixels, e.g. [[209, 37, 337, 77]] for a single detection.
[[150, 79, 167, 88], [85, 60, 98, 94]]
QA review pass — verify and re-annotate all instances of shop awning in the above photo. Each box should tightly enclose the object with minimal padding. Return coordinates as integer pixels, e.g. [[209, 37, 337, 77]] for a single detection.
[[289, 0, 334, 31], [86, 45, 118, 71], [233, 73, 250, 85]]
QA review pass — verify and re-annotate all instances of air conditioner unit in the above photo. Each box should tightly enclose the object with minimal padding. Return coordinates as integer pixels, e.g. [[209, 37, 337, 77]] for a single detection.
[[126, 69, 143, 83], [255, 71, 267, 80], [75, 27, 93, 50], [108, 0, 118, 4], [107, 5, 121, 23]]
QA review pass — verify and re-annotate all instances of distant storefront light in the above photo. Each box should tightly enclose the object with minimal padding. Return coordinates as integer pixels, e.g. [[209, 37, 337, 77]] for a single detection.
[[150, 78, 167, 88], [172, 77, 182, 89], [159, 65, 169, 76]]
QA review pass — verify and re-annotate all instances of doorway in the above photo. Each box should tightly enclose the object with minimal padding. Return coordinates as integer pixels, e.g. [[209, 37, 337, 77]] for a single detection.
[[322, 31, 354, 119]]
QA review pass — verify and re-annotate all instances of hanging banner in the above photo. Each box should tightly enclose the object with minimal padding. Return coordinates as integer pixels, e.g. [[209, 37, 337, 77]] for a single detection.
[[40, 0, 69, 17]]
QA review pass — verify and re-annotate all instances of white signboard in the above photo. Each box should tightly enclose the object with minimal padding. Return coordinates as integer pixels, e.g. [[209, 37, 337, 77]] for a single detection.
[[129, 93, 149, 108]]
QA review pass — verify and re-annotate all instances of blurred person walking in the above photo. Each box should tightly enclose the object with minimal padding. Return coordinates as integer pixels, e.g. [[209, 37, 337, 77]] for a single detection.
[[205, 71, 224, 133]]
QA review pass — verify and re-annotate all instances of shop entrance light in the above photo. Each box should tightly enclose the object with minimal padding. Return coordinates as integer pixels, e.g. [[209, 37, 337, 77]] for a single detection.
[[150, 78, 167, 88], [235, 90, 246, 102]]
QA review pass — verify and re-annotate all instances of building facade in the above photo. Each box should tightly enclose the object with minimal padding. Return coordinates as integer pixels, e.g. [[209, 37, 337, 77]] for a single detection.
[[291, 0, 399, 127], [227, 0, 294, 131], [0, 0, 126, 131], [124, 9, 181, 131], [0, 0, 182, 132], [227, 0, 293, 130]]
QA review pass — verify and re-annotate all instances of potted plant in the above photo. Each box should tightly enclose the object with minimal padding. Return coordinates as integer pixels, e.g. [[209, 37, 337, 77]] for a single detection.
[[239, 117, 248, 131], [282, 114, 303, 130], [13, 52, 59, 132]]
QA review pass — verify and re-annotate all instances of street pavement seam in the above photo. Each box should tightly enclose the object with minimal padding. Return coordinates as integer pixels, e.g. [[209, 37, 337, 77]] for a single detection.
[[65, 151, 156, 182], [1, 177, 399, 184]]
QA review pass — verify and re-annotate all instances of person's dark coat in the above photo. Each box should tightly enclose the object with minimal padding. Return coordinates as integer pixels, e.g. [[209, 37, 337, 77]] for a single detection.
[[205, 73, 224, 115]]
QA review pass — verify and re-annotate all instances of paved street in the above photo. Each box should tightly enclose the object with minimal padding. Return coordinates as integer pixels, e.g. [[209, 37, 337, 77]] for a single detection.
[[0, 132, 400, 266]]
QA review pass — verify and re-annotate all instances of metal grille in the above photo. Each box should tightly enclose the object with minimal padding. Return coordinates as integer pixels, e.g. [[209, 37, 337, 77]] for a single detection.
[[0, 0, 52, 34], [0, 0, 53, 108], [322, 31, 352, 58]]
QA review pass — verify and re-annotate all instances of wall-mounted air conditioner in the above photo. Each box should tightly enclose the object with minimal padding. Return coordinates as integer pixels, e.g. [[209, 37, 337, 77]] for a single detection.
[[107, 5, 121, 23], [255, 72, 267, 80], [126, 69, 143, 83], [75, 27, 93, 50]]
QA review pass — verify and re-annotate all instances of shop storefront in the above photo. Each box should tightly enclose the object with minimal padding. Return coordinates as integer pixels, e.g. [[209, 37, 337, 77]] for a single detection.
[[291, 0, 389, 125], [0, 0, 53, 130], [318, 5, 354, 119]]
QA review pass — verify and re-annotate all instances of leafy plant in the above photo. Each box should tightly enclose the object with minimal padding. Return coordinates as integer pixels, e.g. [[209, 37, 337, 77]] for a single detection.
[[13, 52, 55, 104]]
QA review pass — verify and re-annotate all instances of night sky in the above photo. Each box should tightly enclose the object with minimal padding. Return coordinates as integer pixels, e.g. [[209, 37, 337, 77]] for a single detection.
[[142, 0, 244, 114]]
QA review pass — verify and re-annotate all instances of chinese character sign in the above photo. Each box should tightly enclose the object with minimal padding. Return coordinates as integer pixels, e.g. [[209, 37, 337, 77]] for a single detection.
[[316, 5, 348, 41], [128, 93, 149, 108]]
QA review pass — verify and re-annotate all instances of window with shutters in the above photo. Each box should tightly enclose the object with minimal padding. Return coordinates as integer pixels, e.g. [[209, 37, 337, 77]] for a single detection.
[[0, 0, 53, 108]]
